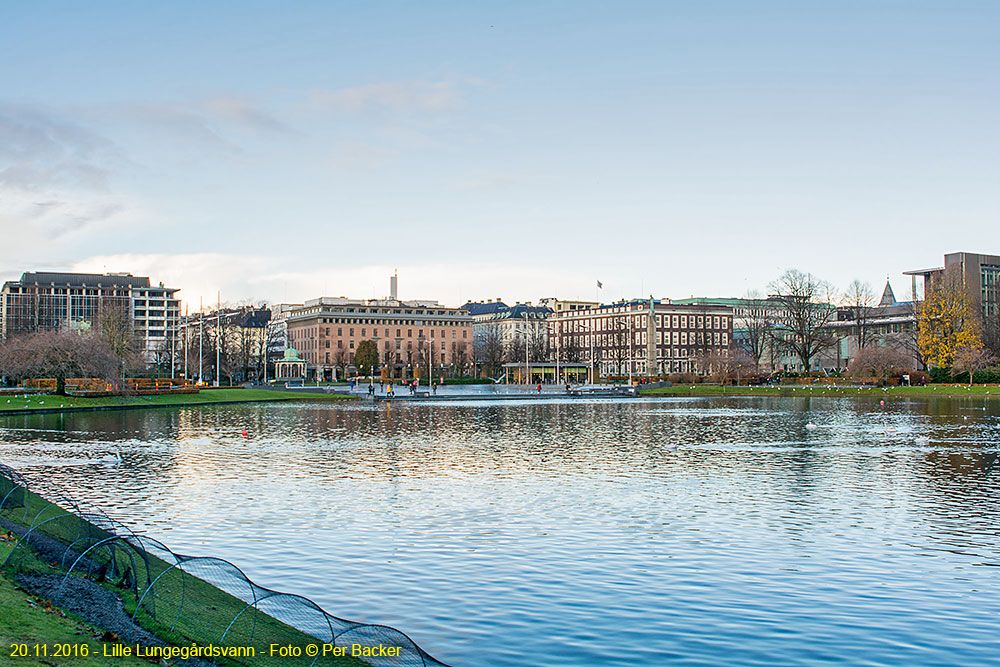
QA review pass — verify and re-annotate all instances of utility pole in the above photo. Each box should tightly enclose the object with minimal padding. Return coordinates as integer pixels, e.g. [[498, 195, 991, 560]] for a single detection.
[[183, 303, 188, 382], [215, 291, 221, 387], [198, 296, 203, 385], [589, 313, 595, 385], [524, 311, 529, 385], [555, 316, 560, 386], [628, 302, 633, 386]]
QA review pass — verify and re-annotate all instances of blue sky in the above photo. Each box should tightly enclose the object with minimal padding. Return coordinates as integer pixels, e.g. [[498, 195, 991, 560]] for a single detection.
[[2, 1, 997, 309]]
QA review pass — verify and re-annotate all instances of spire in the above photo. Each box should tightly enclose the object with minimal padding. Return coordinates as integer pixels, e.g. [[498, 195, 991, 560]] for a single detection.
[[879, 278, 896, 306]]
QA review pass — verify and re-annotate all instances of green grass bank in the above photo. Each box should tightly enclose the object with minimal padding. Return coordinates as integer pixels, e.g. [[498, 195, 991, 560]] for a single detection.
[[0, 482, 375, 667], [0, 388, 355, 415], [640, 384, 1000, 398]]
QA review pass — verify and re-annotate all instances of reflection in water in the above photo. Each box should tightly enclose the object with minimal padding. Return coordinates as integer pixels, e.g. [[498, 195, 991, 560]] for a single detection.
[[2, 396, 1000, 666]]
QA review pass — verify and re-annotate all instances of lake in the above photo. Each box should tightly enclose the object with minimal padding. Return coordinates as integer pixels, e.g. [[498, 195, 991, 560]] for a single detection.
[[2, 395, 999, 666]]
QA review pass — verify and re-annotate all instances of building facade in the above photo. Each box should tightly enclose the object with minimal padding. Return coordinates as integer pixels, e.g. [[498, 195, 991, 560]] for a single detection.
[[549, 299, 734, 378], [0, 271, 180, 364], [905, 251, 1000, 319], [463, 300, 552, 354], [177, 306, 272, 384], [537, 298, 601, 313], [287, 295, 473, 380]]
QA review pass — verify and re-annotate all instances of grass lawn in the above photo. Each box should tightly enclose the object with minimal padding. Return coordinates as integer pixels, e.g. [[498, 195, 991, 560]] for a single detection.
[[0, 540, 153, 667], [1, 486, 372, 667], [640, 384, 1000, 398], [0, 388, 355, 413]]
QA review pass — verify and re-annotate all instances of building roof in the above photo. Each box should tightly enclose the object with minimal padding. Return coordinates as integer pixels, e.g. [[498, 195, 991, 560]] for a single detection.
[[879, 280, 896, 306], [462, 301, 509, 316], [17, 271, 153, 288]]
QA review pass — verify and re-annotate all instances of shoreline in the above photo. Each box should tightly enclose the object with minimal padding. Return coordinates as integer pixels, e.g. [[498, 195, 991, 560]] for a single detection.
[[639, 384, 999, 399], [0, 388, 355, 417]]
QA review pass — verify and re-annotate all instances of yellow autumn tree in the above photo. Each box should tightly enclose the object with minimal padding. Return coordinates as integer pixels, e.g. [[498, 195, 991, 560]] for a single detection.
[[917, 267, 983, 369]]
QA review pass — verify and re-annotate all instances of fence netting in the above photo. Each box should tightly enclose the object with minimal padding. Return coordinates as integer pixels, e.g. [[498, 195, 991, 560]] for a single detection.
[[0, 463, 450, 667]]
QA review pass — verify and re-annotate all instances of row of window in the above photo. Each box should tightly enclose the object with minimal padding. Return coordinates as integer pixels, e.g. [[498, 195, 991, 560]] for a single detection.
[[561, 331, 729, 348], [556, 314, 730, 333], [293, 326, 469, 340]]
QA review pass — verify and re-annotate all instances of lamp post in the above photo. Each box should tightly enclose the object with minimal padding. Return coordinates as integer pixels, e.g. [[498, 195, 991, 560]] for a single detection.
[[523, 311, 530, 385], [587, 314, 596, 384], [198, 297, 203, 386]]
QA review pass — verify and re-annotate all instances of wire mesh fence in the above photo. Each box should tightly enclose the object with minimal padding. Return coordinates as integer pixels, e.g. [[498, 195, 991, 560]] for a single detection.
[[0, 464, 451, 667]]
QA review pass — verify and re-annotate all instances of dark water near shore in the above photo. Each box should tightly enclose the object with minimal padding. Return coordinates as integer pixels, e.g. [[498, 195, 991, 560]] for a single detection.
[[2, 396, 999, 666]]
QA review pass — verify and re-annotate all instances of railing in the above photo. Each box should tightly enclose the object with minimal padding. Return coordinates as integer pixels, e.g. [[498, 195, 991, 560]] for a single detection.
[[0, 464, 450, 667]]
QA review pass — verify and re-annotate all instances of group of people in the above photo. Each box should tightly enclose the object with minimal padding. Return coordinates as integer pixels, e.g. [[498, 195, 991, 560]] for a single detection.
[[349, 377, 441, 398]]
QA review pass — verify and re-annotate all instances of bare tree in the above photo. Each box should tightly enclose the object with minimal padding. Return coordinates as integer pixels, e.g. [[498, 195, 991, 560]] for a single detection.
[[96, 300, 141, 372], [769, 269, 838, 372], [737, 291, 771, 370], [847, 345, 913, 383], [695, 348, 749, 384], [843, 280, 875, 350], [335, 348, 350, 380], [451, 341, 469, 376], [476, 324, 506, 378], [0, 330, 118, 394], [953, 343, 995, 386], [606, 317, 630, 376], [528, 327, 548, 363]]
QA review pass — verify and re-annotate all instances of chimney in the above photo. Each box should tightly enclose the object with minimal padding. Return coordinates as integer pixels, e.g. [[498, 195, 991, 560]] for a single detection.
[[390, 270, 398, 300]]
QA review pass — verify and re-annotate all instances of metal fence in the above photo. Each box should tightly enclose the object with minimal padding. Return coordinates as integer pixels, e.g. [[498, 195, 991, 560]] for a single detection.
[[0, 464, 450, 667]]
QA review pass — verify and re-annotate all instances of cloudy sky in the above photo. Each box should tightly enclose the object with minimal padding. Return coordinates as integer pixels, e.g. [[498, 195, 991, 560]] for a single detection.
[[2, 1, 997, 310]]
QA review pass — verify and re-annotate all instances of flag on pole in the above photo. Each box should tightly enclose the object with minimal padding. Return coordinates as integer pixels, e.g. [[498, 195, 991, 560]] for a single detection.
[[596, 280, 603, 289]]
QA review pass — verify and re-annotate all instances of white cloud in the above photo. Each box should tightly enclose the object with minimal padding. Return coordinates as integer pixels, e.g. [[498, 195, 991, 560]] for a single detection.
[[61, 254, 600, 310]]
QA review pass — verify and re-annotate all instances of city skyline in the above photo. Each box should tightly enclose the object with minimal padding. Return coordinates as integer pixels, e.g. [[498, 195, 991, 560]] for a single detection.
[[3, 2, 998, 308]]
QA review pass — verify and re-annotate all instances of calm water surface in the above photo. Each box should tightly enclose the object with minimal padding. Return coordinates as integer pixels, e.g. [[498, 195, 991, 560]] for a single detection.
[[2, 396, 999, 666]]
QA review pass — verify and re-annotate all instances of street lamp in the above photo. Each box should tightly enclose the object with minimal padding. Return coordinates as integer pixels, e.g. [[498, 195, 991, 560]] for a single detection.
[[523, 311, 530, 385]]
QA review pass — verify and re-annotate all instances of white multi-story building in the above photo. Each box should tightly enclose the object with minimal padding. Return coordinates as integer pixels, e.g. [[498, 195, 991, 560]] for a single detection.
[[0, 271, 180, 364]]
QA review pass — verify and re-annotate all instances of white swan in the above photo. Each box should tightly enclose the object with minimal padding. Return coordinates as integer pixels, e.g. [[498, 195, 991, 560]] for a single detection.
[[805, 423, 819, 430], [94, 450, 122, 465]]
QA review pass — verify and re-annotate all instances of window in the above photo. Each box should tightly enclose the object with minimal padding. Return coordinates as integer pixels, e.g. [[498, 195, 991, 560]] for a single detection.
[[349, 328, 354, 336]]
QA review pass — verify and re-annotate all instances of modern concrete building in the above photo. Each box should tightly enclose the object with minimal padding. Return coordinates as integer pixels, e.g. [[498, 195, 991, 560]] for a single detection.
[[0, 271, 180, 365], [904, 251, 1000, 319], [288, 276, 473, 380], [549, 298, 734, 378]]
